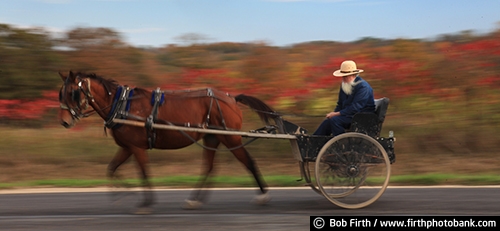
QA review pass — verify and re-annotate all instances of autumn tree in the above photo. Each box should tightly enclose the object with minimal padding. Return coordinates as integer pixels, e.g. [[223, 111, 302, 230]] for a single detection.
[[58, 27, 151, 85], [0, 24, 62, 99], [240, 43, 287, 99]]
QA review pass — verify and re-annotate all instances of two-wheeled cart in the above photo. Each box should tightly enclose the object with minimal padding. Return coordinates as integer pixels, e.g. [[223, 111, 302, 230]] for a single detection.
[[114, 97, 395, 209]]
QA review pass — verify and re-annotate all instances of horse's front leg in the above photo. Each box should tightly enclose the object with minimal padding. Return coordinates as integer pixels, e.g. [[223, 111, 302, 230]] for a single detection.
[[184, 135, 219, 209], [107, 147, 133, 182], [107, 147, 136, 205], [131, 147, 155, 213]]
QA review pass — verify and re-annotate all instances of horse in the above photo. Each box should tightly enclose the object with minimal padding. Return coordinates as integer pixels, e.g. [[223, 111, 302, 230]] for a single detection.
[[57, 71, 278, 213]]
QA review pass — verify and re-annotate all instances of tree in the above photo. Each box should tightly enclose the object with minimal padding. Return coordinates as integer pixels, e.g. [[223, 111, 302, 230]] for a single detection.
[[240, 43, 286, 98], [62, 27, 126, 51], [174, 33, 211, 46], [0, 24, 62, 99], [57, 27, 151, 85]]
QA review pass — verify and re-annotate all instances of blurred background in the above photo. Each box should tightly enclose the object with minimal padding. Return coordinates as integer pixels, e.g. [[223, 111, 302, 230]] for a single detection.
[[1, 0, 500, 184]]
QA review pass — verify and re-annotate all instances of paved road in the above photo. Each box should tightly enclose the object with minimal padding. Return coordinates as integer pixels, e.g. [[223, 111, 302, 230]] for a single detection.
[[0, 186, 499, 230]]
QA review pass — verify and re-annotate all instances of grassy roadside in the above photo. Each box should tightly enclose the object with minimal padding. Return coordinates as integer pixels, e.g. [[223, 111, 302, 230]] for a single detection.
[[1, 174, 500, 190], [2, 122, 500, 191]]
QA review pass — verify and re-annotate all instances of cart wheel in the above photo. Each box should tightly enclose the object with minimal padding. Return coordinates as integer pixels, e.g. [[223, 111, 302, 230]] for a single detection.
[[315, 132, 390, 209]]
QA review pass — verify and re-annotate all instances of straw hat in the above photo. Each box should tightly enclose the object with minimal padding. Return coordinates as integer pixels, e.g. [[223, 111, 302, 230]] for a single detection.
[[333, 60, 364, 77]]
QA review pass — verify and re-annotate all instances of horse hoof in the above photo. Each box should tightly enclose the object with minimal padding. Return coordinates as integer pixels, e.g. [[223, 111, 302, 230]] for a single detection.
[[134, 207, 153, 215], [253, 192, 271, 205], [183, 199, 203, 210]]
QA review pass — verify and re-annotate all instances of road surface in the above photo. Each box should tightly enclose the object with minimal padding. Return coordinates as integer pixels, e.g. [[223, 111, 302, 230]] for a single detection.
[[0, 186, 499, 230]]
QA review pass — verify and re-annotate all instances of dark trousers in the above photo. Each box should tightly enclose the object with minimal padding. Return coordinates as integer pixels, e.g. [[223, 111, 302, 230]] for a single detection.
[[313, 116, 352, 136]]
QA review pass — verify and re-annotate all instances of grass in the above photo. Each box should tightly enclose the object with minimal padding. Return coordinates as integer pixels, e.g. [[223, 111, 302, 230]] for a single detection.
[[2, 117, 500, 191], [1, 174, 500, 190], [0, 175, 307, 189]]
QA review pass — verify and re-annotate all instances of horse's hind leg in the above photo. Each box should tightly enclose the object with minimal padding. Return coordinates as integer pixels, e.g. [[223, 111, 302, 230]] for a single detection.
[[184, 134, 219, 209], [226, 137, 270, 205]]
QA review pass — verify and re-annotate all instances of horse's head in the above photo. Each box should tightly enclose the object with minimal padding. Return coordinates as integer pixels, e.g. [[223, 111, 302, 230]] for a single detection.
[[58, 71, 93, 128]]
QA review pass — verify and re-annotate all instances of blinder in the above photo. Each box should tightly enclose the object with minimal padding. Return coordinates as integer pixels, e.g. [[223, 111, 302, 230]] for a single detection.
[[72, 89, 81, 104], [59, 77, 92, 120]]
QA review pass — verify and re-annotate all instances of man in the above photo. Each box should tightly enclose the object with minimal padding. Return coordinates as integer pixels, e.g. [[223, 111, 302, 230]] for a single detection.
[[313, 60, 375, 136]]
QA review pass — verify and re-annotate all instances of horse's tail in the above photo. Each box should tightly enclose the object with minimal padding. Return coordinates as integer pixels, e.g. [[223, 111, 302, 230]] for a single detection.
[[234, 94, 280, 125]]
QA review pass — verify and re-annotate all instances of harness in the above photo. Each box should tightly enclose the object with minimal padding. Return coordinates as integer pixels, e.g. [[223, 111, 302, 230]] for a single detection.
[[145, 88, 165, 149], [144, 88, 228, 149], [71, 83, 230, 149], [61, 74, 246, 151], [104, 86, 134, 129], [205, 88, 227, 130], [62, 77, 258, 152]]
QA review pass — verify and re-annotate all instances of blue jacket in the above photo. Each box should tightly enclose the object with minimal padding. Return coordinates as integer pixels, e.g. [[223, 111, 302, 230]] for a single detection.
[[335, 76, 375, 118]]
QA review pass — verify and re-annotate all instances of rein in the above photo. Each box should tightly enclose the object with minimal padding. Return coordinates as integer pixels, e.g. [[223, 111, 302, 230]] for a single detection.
[[170, 123, 260, 152], [242, 107, 325, 119]]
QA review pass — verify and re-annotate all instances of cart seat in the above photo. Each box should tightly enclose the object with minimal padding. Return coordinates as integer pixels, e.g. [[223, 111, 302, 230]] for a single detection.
[[279, 119, 308, 135], [374, 97, 389, 124], [349, 97, 390, 137]]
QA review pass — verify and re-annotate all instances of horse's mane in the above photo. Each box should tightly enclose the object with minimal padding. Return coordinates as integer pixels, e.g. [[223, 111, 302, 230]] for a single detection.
[[75, 72, 120, 92]]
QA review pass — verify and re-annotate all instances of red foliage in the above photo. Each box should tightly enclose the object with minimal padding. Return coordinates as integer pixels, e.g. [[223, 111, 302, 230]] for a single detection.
[[280, 88, 310, 97], [166, 68, 262, 96], [302, 56, 434, 99], [0, 91, 59, 120], [4, 35, 500, 122], [477, 75, 500, 87]]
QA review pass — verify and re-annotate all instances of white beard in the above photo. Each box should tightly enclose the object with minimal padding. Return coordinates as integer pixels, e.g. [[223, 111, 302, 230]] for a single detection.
[[341, 80, 359, 95]]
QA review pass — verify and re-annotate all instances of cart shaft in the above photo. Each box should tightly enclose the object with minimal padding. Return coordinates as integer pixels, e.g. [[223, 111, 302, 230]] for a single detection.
[[113, 119, 298, 140]]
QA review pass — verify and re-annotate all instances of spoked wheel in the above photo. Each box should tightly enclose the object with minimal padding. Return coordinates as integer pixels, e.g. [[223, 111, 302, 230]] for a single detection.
[[315, 132, 391, 209]]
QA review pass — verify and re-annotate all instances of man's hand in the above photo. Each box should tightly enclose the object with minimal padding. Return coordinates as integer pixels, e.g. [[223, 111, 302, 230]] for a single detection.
[[326, 111, 340, 119]]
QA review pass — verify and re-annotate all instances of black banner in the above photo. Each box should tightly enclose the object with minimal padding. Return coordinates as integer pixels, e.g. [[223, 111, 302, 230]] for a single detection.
[[310, 216, 499, 229]]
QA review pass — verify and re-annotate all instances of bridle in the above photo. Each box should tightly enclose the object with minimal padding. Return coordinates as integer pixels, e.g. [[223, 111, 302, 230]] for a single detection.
[[59, 76, 97, 120]]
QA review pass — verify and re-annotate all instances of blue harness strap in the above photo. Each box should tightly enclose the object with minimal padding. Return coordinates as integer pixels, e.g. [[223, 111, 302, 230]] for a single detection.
[[107, 86, 123, 120], [104, 86, 135, 129], [151, 90, 165, 106], [125, 89, 134, 111]]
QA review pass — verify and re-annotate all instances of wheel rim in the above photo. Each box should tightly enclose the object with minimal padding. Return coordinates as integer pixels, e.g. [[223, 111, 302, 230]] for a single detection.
[[315, 133, 391, 209]]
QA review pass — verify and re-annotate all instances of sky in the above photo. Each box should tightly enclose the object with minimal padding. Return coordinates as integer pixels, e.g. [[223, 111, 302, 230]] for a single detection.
[[1, 0, 499, 47]]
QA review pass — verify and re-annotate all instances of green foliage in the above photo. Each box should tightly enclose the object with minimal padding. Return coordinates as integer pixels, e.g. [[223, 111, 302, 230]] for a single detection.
[[0, 24, 62, 99], [63, 27, 126, 50], [157, 45, 219, 69]]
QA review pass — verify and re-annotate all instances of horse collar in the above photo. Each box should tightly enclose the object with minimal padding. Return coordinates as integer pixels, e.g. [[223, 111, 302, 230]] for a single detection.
[[104, 85, 134, 129]]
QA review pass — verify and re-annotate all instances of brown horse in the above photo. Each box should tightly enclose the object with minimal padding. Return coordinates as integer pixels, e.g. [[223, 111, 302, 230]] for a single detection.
[[57, 71, 278, 212]]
